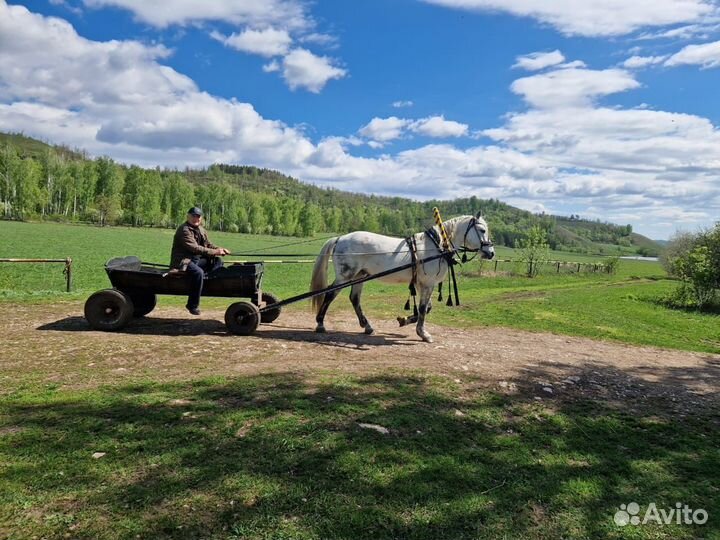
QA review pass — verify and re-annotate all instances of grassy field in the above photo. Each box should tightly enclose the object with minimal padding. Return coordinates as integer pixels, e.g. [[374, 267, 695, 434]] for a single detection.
[[2, 371, 718, 540], [1, 220, 717, 354], [2, 220, 719, 539]]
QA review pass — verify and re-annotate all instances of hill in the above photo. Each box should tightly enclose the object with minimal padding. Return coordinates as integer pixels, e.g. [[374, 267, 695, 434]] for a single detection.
[[0, 131, 660, 255], [0, 131, 83, 161]]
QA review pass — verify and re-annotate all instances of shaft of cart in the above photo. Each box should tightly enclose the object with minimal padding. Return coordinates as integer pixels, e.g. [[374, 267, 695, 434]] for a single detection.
[[257, 249, 456, 313]]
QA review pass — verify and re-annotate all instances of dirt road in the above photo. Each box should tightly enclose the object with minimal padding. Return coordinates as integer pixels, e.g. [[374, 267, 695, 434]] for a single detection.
[[4, 303, 719, 415]]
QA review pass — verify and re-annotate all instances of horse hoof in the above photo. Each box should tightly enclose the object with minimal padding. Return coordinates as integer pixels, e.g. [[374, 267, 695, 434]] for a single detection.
[[417, 330, 433, 343], [364, 326, 375, 335], [315, 325, 326, 333]]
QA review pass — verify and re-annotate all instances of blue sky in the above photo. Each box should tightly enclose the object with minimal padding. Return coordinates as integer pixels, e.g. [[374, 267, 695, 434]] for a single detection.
[[2, 1, 720, 238]]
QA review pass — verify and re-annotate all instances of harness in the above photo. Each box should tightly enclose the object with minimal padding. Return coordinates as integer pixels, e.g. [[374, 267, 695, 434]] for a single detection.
[[399, 211, 494, 321], [403, 235, 419, 315], [460, 216, 494, 263]]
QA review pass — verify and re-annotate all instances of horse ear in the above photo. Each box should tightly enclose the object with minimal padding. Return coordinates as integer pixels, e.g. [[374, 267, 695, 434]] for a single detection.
[[476, 210, 483, 219]]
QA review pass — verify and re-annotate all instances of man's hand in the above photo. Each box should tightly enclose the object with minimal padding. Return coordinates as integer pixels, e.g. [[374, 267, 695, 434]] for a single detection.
[[214, 247, 230, 256]]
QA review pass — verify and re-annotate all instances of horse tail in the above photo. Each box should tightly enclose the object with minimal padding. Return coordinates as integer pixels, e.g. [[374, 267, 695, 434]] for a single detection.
[[311, 237, 338, 315]]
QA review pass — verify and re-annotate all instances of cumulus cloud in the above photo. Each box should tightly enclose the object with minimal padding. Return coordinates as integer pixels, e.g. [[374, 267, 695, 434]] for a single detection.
[[510, 67, 640, 108], [410, 116, 469, 137], [82, 0, 310, 30], [0, 2, 314, 165], [420, 0, 713, 37], [82, 0, 345, 92], [359, 117, 410, 142], [358, 115, 469, 142], [513, 50, 565, 71], [211, 28, 292, 57], [3, 2, 720, 238], [622, 55, 668, 69], [483, 62, 720, 236], [665, 40, 720, 68], [279, 48, 347, 93]]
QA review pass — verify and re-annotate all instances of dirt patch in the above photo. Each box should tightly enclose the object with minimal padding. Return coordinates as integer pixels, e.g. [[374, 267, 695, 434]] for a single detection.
[[4, 302, 719, 415]]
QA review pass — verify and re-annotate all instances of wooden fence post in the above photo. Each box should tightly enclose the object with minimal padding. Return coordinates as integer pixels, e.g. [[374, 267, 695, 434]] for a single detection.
[[65, 258, 72, 292]]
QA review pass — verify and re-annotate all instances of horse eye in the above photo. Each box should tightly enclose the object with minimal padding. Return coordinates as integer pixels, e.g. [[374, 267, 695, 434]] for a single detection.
[[479, 228, 486, 235]]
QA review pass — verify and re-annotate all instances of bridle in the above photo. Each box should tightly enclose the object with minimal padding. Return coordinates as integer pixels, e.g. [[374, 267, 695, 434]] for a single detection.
[[461, 216, 493, 262]]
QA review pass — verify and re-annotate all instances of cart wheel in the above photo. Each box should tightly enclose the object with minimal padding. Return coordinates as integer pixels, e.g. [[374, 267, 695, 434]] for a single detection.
[[225, 301, 260, 335], [254, 292, 282, 324], [84, 289, 134, 331], [123, 290, 157, 317]]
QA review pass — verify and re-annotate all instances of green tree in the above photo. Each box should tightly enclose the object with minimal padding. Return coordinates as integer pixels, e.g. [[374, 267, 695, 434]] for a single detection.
[[298, 202, 322, 236], [122, 166, 145, 226], [0, 144, 21, 218], [94, 157, 124, 225], [675, 246, 716, 308], [517, 225, 549, 277]]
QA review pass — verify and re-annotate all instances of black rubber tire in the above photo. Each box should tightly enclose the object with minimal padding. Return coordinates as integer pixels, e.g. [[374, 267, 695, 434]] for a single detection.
[[84, 289, 134, 331], [123, 290, 157, 317], [225, 301, 260, 335], [253, 291, 281, 324]]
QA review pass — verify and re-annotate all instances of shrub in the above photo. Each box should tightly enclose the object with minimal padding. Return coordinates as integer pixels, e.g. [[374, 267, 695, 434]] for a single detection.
[[517, 225, 549, 278], [661, 223, 720, 310], [603, 256, 620, 275]]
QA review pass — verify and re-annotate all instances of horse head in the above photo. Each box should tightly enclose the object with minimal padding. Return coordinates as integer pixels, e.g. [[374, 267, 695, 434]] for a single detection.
[[462, 214, 494, 260]]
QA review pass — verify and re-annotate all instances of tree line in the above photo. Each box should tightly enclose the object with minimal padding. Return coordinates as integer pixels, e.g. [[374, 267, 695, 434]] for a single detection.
[[0, 136, 643, 253]]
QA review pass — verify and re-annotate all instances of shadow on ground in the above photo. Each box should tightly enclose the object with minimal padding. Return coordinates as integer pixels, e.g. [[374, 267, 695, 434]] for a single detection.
[[1, 363, 719, 539], [37, 316, 418, 347]]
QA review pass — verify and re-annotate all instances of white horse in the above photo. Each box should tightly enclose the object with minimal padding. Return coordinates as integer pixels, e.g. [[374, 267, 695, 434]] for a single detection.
[[309, 213, 495, 343]]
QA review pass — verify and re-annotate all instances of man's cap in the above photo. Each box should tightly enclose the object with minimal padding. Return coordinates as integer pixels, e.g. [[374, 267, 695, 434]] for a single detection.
[[188, 207, 203, 216]]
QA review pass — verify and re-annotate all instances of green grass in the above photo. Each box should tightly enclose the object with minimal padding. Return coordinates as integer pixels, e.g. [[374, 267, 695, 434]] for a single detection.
[[2, 221, 719, 539], [2, 220, 718, 354], [1, 372, 718, 539]]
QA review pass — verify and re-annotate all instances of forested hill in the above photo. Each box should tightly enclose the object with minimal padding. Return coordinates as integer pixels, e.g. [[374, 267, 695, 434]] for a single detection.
[[0, 132, 660, 255]]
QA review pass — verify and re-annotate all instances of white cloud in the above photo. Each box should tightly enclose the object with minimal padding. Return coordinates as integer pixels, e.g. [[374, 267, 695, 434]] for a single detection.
[[513, 50, 565, 71], [299, 33, 339, 48], [82, 0, 346, 92], [211, 28, 292, 57], [510, 67, 640, 108], [0, 2, 314, 166], [622, 55, 668, 69], [420, 0, 714, 37], [359, 117, 410, 142], [279, 48, 347, 93], [410, 116, 469, 137], [665, 40, 720, 68], [358, 115, 469, 142], [82, 0, 310, 30], [482, 63, 720, 236], [3, 2, 720, 238], [392, 100, 414, 108], [262, 60, 281, 73]]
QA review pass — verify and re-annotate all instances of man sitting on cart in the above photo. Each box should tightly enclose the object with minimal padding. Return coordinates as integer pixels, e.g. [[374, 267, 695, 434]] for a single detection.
[[170, 207, 230, 315]]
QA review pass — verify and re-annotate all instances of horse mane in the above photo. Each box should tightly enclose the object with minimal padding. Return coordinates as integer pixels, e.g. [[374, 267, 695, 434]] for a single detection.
[[442, 215, 467, 242]]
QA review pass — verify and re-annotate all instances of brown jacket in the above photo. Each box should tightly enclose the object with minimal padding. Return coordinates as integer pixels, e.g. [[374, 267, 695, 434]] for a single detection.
[[170, 222, 218, 269]]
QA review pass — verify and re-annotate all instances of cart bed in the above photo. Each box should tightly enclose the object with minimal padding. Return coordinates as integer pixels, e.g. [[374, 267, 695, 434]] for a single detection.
[[105, 256, 263, 298]]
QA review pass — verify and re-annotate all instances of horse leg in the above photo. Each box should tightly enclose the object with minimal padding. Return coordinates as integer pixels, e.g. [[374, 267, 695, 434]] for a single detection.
[[349, 282, 374, 335], [415, 285, 434, 343], [315, 280, 341, 333]]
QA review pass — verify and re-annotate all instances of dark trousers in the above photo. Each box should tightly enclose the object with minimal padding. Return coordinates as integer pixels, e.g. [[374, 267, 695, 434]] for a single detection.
[[186, 256, 223, 309]]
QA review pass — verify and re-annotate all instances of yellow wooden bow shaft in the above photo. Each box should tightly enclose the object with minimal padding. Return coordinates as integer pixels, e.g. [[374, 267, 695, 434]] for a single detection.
[[432, 207, 451, 251]]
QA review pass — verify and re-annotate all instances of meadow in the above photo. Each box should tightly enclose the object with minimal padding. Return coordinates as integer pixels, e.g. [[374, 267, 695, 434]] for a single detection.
[[1, 220, 717, 354], [2, 220, 719, 539]]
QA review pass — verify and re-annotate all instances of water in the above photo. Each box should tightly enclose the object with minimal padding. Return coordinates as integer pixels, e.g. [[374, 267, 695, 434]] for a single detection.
[[619, 256, 659, 262]]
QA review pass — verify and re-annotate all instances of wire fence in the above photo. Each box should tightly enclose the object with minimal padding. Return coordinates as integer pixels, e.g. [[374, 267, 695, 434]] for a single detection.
[[0, 258, 73, 292]]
